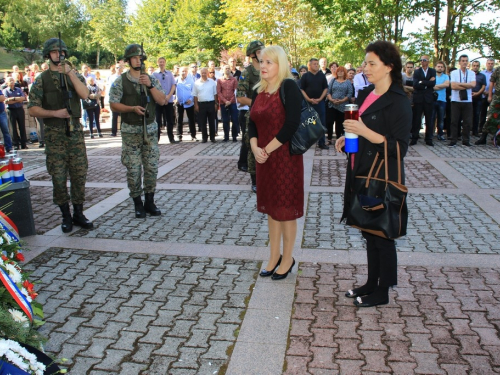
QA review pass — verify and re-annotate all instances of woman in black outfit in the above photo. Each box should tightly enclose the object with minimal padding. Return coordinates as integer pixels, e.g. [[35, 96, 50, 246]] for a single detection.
[[335, 41, 411, 307]]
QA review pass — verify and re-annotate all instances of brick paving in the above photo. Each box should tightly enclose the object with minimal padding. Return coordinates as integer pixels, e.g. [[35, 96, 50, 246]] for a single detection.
[[20, 133, 500, 374], [303, 193, 500, 253], [157, 159, 251, 185], [285, 262, 500, 375], [21, 157, 47, 173], [24, 248, 259, 374], [71, 189, 268, 246], [197, 141, 241, 156], [448, 161, 500, 189], [30, 186, 120, 234], [28, 157, 173, 183], [310, 159, 455, 188]]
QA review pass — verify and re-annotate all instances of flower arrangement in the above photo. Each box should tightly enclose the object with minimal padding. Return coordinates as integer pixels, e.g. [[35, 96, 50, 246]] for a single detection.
[[0, 212, 48, 374]]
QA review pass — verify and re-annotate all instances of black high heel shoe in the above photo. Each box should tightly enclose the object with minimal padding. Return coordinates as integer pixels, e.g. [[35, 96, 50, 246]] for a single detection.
[[353, 287, 389, 307], [345, 283, 377, 299], [271, 258, 295, 280], [259, 255, 282, 277]]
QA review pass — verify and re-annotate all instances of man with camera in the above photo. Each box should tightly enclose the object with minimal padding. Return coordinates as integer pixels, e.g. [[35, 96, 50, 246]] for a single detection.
[[448, 55, 476, 147], [108, 44, 166, 218]]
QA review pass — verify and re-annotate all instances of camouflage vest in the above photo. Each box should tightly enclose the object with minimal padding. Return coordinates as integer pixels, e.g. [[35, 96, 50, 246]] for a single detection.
[[246, 65, 261, 99], [120, 72, 156, 126], [40, 69, 82, 126]]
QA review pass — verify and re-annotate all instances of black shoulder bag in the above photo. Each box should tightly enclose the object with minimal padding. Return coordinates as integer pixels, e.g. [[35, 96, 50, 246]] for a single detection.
[[280, 79, 326, 155]]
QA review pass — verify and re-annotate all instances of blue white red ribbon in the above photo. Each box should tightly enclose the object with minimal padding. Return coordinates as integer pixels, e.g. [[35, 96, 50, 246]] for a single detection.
[[0, 210, 19, 243], [0, 268, 33, 322]]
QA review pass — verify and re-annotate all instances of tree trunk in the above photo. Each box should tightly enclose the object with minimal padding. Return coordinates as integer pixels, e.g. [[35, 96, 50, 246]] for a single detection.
[[433, 0, 440, 64], [96, 45, 100, 68]]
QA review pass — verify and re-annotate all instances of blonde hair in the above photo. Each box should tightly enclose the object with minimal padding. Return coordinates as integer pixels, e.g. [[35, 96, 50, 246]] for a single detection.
[[254, 46, 293, 94]]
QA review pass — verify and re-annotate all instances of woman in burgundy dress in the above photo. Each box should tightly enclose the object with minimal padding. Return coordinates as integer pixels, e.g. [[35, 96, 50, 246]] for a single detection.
[[248, 46, 304, 280]]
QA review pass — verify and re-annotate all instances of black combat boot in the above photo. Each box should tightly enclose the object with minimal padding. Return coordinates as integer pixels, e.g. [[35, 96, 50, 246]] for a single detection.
[[475, 133, 488, 145], [59, 203, 73, 233], [251, 174, 257, 193], [133, 196, 146, 218], [144, 193, 161, 216], [72, 204, 94, 229]]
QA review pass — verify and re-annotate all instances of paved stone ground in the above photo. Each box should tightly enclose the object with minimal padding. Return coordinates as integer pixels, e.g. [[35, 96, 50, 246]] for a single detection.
[[71, 190, 268, 246], [23, 248, 259, 375], [30, 186, 120, 234], [285, 263, 500, 375], [157, 160, 251, 185], [310, 159, 455, 188], [20, 129, 500, 374]]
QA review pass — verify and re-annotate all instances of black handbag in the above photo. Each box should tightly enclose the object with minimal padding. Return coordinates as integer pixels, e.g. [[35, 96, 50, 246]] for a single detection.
[[280, 80, 326, 155], [346, 139, 408, 239]]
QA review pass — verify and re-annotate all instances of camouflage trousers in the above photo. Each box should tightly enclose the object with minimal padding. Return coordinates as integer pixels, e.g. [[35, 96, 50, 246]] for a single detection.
[[45, 123, 88, 206], [121, 132, 160, 198], [483, 95, 500, 136], [244, 115, 256, 175]]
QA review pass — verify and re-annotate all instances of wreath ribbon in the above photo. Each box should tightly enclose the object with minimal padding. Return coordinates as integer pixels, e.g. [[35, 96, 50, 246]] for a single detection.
[[0, 268, 33, 322]]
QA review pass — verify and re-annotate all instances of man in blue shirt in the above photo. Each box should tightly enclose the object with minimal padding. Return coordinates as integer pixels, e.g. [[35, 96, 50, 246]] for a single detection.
[[153, 57, 178, 143], [471, 61, 486, 136], [175, 66, 197, 141], [2, 77, 27, 150], [431, 61, 450, 141], [0, 91, 13, 152]]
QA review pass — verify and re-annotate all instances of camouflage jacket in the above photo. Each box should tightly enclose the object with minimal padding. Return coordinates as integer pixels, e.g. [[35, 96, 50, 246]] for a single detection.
[[490, 67, 500, 96], [109, 71, 164, 134], [28, 69, 86, 110], [236, 64, 260, 101]]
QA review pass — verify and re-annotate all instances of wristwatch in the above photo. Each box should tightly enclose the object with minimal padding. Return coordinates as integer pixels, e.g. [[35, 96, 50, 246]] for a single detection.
[[148, 84, 154, 89]]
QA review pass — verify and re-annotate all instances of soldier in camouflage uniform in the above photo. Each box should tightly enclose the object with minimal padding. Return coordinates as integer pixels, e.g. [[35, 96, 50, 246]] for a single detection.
[[236, 40, 265, 193], [28, 37, 94, 233], [109, 44, 166, 218], [476, 66, 500, 145]]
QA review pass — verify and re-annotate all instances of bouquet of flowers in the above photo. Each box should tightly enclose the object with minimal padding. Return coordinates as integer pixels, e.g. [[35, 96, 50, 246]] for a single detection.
[[0, 212, 48, 374]]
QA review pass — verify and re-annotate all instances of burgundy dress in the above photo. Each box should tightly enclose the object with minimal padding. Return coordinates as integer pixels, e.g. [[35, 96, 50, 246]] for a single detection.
[[250, 90, 304, 221]]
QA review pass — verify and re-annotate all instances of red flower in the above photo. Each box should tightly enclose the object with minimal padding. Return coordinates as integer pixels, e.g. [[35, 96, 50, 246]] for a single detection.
[[494, 113, 499, 119], [1, 255, 8, 261], [15, 253, 25, 262], [495, 104, 500, 108], [23, 280, 38, 299]]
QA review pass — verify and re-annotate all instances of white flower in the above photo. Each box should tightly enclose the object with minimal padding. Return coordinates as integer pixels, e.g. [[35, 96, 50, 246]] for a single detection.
[[20, 287, 33, 303], [0, 339, 46, 375], [9, 308, 28, 323], [5, 263, 22, 283]]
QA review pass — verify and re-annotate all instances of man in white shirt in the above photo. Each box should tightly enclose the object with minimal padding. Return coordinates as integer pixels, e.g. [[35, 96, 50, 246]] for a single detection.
[[448, 54, 476, 147], [193, 67, 218, 143], [353, 62, 369, 97]]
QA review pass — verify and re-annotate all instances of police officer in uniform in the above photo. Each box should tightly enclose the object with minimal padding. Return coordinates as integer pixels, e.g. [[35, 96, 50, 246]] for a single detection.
[[108, 44, 166, 218], [28, 37, 94, 233], [237, 40, 265, 193]]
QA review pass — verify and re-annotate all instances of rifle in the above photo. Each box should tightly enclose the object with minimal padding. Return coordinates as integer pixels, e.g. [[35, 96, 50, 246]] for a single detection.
[[139, 42, 150, 145], [58, 32, 72, 137]]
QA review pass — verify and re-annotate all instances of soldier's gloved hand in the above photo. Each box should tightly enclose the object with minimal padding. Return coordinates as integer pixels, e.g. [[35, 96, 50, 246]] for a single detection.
[[53, 109, 71, 118], [133, 106, 146, 115], [57, 63, 73, 75], [139, 74, 151, 87]]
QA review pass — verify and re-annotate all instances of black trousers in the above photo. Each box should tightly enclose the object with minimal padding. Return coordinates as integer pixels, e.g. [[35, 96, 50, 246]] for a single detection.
[[450, 102, 472, 143], [176, 104, 196, 138], [479, 97, 489, 133], [238, 110, 248, 168], [111, 112, 120, 136], [155, 102, 175, 141], [86, 107, 101, 135], [198, 101, 216, 141], [8, 107, 27, 147], [362, 232, 398, 287], [411, 101, 434, 141], [326, 107, 345, 139]]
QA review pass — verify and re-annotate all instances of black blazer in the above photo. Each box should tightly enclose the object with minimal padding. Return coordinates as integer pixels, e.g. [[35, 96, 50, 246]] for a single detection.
[[342, 83, 412, 220], [412, 67, 436, 104]]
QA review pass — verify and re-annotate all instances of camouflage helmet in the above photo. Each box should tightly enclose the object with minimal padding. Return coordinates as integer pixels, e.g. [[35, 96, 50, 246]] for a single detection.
[[43, 38, 68, 59], [123, 44, 147, 61], [246, 41, 265, 57]]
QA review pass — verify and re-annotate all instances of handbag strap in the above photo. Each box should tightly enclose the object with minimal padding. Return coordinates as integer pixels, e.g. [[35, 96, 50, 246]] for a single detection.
[[280, 78, 313, 112], [365, 152, 380, 188], [382, 138, 403, 184]]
